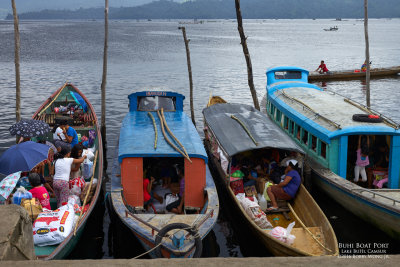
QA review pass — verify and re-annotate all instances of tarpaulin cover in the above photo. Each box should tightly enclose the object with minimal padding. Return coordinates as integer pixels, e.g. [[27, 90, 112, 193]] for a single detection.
[[118, 111, 207, 163], [203, 103, 304, 157]]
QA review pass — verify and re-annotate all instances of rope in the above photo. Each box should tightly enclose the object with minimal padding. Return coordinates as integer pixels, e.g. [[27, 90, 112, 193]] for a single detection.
[[160, 108, 189, 158], [147, 112, 158, 149], [74, 150, 98, 236], [287, 203, 333, 254], [230, 115, 258, 146], [156, 109, 192, 163], [38, 82, 68, 116]]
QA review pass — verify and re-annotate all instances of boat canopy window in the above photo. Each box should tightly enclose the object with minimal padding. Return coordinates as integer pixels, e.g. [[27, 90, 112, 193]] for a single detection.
[[274, 71, 302, 80], [138, 96, 176, 111]]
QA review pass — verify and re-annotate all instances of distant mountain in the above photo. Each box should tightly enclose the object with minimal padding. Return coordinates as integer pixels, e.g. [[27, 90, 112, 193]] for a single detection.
[[5, 0, 400, 20]]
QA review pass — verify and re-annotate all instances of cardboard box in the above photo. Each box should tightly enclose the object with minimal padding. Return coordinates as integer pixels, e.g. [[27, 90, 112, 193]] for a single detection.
[[20, 198, 43, 221]]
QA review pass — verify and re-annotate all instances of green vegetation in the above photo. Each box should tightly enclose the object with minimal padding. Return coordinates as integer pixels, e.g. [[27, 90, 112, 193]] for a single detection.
[[5, 0, 400, 20]]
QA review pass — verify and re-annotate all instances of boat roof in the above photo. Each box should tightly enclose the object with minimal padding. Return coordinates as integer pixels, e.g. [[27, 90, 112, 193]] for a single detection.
[[203, 103, 304, 157], [118, 110, 207, 163], [268, 85, 400, 140]]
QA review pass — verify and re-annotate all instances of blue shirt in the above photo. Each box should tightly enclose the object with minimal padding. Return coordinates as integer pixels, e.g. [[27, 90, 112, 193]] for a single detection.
[[67, 127, 79, 147], [283, 170, 301, 198]]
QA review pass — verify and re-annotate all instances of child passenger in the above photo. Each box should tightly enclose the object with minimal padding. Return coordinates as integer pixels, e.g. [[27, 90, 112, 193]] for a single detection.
[[354, 135, 370, 183], [28, 173, 51, 210]]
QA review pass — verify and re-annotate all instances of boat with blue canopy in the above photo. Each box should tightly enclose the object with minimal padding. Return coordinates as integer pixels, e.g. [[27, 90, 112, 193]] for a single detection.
[[266, 66, 400, 240], [110, 91, 219, 258]]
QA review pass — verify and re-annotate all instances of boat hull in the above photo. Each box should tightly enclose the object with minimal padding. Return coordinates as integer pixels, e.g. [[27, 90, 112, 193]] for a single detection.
[[308, 66, 400, 81], [204, 139, 338, 256], [308, 159, 400, 240], [32, 83, 103, 259]]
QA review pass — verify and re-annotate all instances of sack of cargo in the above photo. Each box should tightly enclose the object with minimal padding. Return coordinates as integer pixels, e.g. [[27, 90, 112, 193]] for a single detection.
[[32, 204, 75, 246], [239, 197, 272, 229]]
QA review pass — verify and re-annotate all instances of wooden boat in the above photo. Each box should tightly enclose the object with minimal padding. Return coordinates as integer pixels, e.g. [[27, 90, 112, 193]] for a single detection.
[[203, 98, 338, 256], [323, 26, 338, 31], [308, 66, 400, 81], [110, 91, 219, 258], [32, 82, 103, 259], [266, 66, 400, 240]]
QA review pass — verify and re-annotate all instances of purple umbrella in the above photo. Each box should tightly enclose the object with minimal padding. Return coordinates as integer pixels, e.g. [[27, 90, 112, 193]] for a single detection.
[[0, 141, 50, 175]]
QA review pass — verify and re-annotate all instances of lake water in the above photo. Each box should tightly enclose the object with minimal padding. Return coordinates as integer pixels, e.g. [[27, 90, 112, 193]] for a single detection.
[[0, 18, 399, 258]]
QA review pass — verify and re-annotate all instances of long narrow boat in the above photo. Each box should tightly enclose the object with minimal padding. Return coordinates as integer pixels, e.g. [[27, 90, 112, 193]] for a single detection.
[[203, 98, 338, 256], [308, 66, 400, 81], [266, 66, 400, 240], [32, 82, 103, 259], [110, 91, 219, 258]]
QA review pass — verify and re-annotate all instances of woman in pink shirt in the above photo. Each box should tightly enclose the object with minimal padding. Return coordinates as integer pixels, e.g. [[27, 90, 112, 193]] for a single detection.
[[354, 135, 370, 183], [28, 173, 51, 210]]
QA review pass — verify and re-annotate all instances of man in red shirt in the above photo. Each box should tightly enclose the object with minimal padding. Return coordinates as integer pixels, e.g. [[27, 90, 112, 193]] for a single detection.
[[316, 60, 329, 74]]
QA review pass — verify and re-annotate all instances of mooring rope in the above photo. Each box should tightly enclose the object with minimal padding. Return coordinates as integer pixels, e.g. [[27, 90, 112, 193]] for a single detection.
[[160, 108, 189, 158], [230, 115, 258, 146], [147, 112, 158, 149], [156, 109, 192, 162]]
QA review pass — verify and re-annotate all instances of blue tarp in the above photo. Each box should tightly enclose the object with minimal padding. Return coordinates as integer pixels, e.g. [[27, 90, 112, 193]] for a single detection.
[[118, 111, 207, 163]]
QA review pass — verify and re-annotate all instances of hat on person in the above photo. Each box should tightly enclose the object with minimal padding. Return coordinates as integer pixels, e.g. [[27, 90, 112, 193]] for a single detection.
[[287, 159, 298, 167]]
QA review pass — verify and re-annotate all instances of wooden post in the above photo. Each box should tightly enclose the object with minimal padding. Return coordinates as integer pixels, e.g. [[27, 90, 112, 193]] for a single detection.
[[178, 26, 196, 126], [12, 0, 21, 123], [364, 0, 371, 108], [101, 0, 109, 171], [234, 0, 260, 111]]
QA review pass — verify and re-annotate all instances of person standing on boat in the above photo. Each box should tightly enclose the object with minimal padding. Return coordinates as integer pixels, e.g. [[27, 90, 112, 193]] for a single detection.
[[354, 135, 370, 183], [53, 146, 86, 207], [316, 60, 329, 74], [266, 160, 301, 211]]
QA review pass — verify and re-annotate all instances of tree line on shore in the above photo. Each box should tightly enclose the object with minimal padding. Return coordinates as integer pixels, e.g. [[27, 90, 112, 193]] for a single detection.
[[5, 0, 400, 20]]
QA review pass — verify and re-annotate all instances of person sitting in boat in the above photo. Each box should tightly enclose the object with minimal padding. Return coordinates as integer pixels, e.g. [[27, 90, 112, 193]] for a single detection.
[[280, 151, 303, 169], [28, 173, 51, 210], [240, 159, 258, 187], [315, 60, 329, 74], [354, 135, 369, 184], [53, 121, 71, 152], [62, 120, 79, 148], [361, 60, 372, 72], [165, 165, 184, 214], [266, 159, 301, 211], [143, 168, 163, 211]]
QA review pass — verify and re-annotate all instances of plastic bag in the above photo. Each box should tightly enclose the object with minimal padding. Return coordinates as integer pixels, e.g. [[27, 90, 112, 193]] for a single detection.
[[12, 187, 32, 205], [82, 161, 93, 180], [258, 194, 268, 211], [33, 204, 76, 246], [263, 181, 273, 201], [269, 221, 296, 245], [82, 149, 94, 162]]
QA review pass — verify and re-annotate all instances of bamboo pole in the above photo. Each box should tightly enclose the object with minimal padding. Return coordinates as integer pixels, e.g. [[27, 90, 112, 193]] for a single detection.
[[234, 0, 260, 111], [288, 203, 333, 254], [364, 0, 371, 108], [74, 151, 98, 236], [178, 26, 196, 127], [11, 0, 21, 124], [101, 0, 109, 171]]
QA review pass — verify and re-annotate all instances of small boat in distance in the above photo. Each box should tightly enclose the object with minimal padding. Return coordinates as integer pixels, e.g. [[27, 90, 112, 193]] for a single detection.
[[308, 66, 400, 81], [32, 82, 103, 259], [266, 66, 400, 240], [110, 91, 219, 258], [203, 97, 338, 256], [323, 26, 338, 31]]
